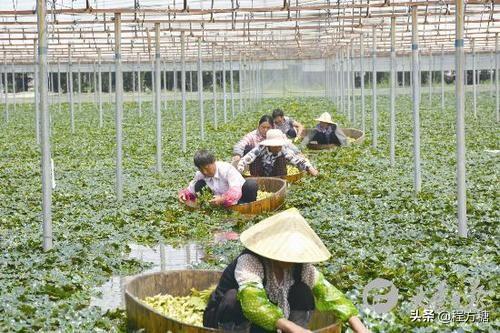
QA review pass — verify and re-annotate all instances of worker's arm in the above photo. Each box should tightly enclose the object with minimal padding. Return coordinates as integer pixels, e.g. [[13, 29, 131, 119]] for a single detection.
[[300, 129, 317, 147], [238, 282, 284, 331], [312, 271, 368, 333], [233, 131, 255, 157], [334, 126, 348, 146], [283, 148, 318, 176], [178, 172, 204, 202], [235, 254, 284, 331], [237, 146, 261, 173], [292, 120, 305, 139]]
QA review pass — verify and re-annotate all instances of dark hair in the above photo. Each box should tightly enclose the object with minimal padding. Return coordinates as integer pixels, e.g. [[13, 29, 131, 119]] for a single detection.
[[194, 150, 216, 169], [272, 108, 284, 119], [258, 115, 273, 126]]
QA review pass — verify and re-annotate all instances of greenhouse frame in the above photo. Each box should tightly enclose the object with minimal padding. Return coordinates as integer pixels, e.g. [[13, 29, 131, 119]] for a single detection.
[[0, 0, 498, 332]]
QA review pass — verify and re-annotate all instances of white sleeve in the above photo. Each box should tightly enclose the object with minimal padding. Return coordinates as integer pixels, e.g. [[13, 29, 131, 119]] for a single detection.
[[225, 164, 245, 188], [234, 254, 265, 290]]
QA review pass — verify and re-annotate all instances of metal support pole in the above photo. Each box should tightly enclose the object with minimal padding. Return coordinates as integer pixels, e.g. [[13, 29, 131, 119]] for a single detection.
[[390, 17, 397, 166], [151, 59, 155, 108], [472, 40, 477, 118], [154, 23, 163, 173], [336, 55, 340, 108], [372, 26, 377, 148], [411, 6, 422, 193], [114, 13, 124, 201], [48, 64, 52, 108], [34, 40, 40, 144], [230, 49, 235, 118], [428, 52, 432, 106], [346, 47, 351, 120], [68, 45, 74, 133], [173, 60, 177, 110], [258, 62, 262, 101], [455, 0, 467, 237], [181, 31, 187, 152], [245, 56, 249, 109], [490, 50, 494, 99], [331, 57, 334, 101], [197, 38, 205, 140], [12, 62, 16, 114], [132, 60, 136, 105], [163, 60, 168, 111], [441, 45, 445, 111], [37, 0, 53, 251], [239, 53, 243, 114], [351, 43, 356, 123], [93, 61, 98, 109], [98, 50, 103, 127], [496, 33, 499, 122], [77, 60, 81, 113], [138, 54, 142, 116], [222, 47, 227, 123], [340, 49, 345, 114], [108, 69, 112, 104], [212, 43, 217, 129], [3, 53, 7, 122], [360, 34, 365, 133], [57, 60, 61, 112], [324, 58, 328, 98]]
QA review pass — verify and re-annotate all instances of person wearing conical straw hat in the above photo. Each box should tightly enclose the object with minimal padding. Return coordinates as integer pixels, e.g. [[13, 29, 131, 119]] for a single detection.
[[237, 129, 319, 177], [203, 208, 368, 333], [301, 112, 347, 147], [232, 115, 275, 167]]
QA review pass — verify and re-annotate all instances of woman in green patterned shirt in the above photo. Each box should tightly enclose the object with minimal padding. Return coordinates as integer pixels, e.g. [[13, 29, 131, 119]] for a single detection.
[[203, 208, 368, 333]]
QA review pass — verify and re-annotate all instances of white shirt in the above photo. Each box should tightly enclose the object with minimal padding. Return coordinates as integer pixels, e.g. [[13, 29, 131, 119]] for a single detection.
[[187, 161, 246, 196]]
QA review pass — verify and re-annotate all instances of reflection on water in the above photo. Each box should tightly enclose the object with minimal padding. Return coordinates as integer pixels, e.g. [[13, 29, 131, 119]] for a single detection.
[[90, 242, 204, 311]]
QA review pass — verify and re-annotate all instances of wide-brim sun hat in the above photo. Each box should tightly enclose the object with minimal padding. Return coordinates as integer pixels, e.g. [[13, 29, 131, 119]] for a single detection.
[[315, 112, 335, 124], [260, 129, 291, 147], [240, 208, 331, 263]]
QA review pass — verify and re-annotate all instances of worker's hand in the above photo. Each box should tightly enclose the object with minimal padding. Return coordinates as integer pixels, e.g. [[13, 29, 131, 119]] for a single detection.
[[178, 191, 188, 202], [308, 167, 319, 177], [209, 195, 225, 206], [276, 318, 312, 333], [231, 155, 241, 166], [348, 316, 371, 333]]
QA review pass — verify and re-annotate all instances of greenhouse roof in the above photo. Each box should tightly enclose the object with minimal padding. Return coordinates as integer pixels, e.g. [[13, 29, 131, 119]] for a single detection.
[[0, 0, 499, 62]]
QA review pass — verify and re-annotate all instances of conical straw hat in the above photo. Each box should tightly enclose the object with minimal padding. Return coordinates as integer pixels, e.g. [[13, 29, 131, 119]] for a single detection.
[[260, 129, 291, 146], [314, 112, 335, 124], [240, 208, 331, 263]]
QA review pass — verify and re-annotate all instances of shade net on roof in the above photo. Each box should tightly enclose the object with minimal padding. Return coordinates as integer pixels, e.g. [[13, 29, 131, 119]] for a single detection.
[[0, 0, 499, 63]]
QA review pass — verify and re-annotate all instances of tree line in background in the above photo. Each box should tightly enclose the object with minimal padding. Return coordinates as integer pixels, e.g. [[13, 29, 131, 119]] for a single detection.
[[0, 68, 495, 93]]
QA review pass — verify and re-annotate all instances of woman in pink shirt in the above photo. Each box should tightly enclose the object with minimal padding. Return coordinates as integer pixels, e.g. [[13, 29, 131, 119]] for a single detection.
[[231, 115, 274, 166]]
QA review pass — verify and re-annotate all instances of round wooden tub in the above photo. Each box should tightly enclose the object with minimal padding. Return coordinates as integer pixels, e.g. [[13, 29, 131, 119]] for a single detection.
[[304, 128, 365, 151], [282, 170, 305, 183], [341, 128, 365, 144], [243, 170, 305, 184], [229, 177, 286, 215], [183, 177, 287, 215], [125, 270, 342, 333]]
